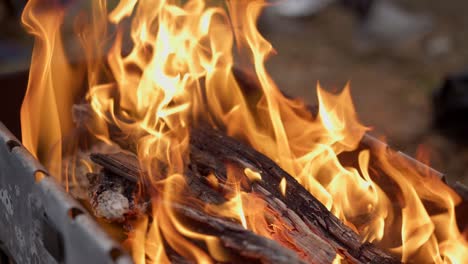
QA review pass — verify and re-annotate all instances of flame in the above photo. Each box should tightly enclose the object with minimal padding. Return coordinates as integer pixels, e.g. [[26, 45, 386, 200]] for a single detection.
[[205, 174, 249, 230], [21, 0, 467, 263], [332, 254, 344, 264], [21, 0, 84, 179], [279, 177, 286, 196], [244, 168, 262, 182]]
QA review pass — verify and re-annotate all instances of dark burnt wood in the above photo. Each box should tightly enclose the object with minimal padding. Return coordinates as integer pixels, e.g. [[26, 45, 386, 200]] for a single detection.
[[90, 152, 140, 183], [190, 127, 399, 264], [89, 126, 399, 264], [173, 204, 305, 264], [89, 157, 307, 263]]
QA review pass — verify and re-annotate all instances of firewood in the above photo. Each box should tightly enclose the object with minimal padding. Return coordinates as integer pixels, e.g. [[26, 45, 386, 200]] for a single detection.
[[172, 204, 306, 264], [88, 126, 399, 263], [189, 127, 399, 264], [90, 152, 140, 182], [90, 152, 339, 263], [88, 156, 308, 263], [75, 69, 468, 263]]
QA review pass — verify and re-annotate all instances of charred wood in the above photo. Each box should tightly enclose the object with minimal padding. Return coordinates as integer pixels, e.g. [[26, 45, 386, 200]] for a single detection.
[[89, 126, 399, 263], [189, 127, 399, 264], [90, 152, 141, 183], [91, 152, 338, 263], [173, 204, 305, 264], [88, 156, 306, 263], [87, 170, 147, 222]]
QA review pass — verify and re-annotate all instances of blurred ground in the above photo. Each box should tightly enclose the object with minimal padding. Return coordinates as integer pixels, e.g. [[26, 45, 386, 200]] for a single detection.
[[261, 0, 468, 184]]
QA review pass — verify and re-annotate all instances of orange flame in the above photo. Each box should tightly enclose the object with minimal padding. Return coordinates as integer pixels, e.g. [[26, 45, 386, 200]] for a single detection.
[[21, 0, 84, 179], [21, 0, 467, 263]]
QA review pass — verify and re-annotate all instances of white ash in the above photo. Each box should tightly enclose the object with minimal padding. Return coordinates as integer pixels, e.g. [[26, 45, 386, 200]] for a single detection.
[[62, 142, 122, 199], [93, 190, 130, 221], [62, 141, 146, 222], [87, 171, 147, 222]]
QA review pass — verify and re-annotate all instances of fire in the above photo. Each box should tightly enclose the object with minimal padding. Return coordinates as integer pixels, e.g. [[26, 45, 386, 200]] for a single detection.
[[20, 0, 467, 263], [279, 177, 287, 196]]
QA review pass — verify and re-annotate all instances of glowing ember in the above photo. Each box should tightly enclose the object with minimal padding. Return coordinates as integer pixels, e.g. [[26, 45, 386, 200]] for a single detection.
[[20, 0, 467, 263]]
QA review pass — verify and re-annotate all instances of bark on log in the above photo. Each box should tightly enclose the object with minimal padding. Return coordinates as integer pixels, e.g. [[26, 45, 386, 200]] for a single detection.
[[90, 152, 140, 182], [173, 204, 306, 264], [89, 126, 399, 264], [89, 156, 337, 263], [189, 127, 399, 264], [89, 156, 308, 263]]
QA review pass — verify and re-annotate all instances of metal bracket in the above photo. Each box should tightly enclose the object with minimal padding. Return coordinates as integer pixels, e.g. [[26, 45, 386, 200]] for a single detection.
[[0, 122, 133, 264]]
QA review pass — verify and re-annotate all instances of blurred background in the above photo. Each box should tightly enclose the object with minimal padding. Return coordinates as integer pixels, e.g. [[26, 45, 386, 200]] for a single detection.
[[1, 0, 468, 184]]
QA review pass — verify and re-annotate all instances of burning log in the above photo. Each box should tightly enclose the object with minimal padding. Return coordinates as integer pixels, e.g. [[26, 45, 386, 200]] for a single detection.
[[75, 99, 397, 263], [171, 204, 306, 264], [189, 127, 399, 264], [87, 126, 400, 264], [89, 154, 310, 263], [90, 152, 141, 183]]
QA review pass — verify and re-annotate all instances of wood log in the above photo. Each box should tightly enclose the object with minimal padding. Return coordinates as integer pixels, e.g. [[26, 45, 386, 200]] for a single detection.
[[89, 126, 399, 263], [189, 127, 399, 264], [89, 163, 338, 263], [90, 153, 340, 263], [90, 152, 140, 183], [74, 68, 468, 263], [88, 156, 308, 263], [173, 204, 306, 264]]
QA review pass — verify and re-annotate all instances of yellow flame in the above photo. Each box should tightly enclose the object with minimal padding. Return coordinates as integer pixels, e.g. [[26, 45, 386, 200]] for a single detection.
[[21, 0, 467, 263], [21, 0, 84, 179], [279, 177, 287, 196], [244, 168, 262, 182], [332, 254, 345, 264]]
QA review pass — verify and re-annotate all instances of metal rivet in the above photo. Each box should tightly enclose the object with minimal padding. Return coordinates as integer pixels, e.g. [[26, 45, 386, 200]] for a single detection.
[[5, 140, 21, 152], [109, 247, 124, 262], [34, 171, 48, 183], [67, 207, 84, 220]]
